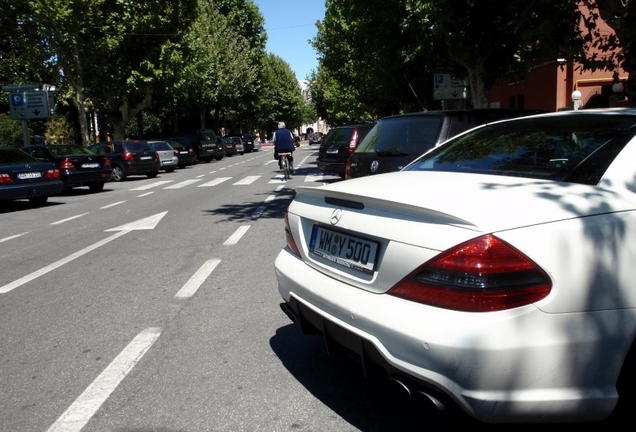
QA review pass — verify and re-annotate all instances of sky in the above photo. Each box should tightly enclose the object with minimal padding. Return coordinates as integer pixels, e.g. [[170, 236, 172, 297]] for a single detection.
[[253, 0, 326, 83]]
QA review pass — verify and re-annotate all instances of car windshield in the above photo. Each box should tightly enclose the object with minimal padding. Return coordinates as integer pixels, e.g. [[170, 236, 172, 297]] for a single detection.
[[355, 116, 443, 156], [404, 114, 636, 185]]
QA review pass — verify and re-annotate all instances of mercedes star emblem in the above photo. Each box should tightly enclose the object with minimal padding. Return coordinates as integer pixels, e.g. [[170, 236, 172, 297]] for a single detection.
[[330, 208, 342, 225]]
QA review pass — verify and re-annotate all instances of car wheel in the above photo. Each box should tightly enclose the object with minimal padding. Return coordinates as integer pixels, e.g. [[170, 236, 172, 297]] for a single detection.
[[89, 182, 105, 192], [215, 156, 223, 161], [165, 168, 175, 173], [339, 173, 346, 180], [239, 152, 244, 155], [147, 172, 158, 178], [29, 196, 48, 205], [111, 166, 126, 182]]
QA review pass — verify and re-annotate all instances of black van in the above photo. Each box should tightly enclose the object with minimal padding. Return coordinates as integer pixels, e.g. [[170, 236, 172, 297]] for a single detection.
[[347, 109, 544, 179], [197, 129, 224, 162]]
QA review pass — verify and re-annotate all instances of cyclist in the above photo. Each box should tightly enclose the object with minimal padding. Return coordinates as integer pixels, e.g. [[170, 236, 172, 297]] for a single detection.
[[272, 121, 295, 174]]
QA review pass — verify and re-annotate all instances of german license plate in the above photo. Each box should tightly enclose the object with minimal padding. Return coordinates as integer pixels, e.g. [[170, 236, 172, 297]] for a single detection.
[[140, 156, 152, 160], [326, 148, 338, 154], [309, 226, 378, 274], [180, 151, 189, 154], [17, 172, 41, 179], [81, 163, 99, 168]]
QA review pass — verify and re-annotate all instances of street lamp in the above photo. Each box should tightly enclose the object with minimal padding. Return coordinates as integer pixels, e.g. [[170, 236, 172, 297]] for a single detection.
[[571, 90, 582, 110]]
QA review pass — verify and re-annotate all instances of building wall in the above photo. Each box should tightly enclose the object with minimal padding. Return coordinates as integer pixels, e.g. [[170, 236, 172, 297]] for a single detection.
[[488, 4, 628, 112]]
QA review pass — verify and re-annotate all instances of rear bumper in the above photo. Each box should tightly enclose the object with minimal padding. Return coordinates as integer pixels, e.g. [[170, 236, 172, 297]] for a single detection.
[[61, 170, 111, 187], [0, 181, 64, 201], [317, 160, 346, 174], [275, 248, 624, 423]]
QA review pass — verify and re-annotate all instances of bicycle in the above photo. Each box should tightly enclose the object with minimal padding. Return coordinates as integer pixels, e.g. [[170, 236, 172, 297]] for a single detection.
[[279, 152, 292, 180]]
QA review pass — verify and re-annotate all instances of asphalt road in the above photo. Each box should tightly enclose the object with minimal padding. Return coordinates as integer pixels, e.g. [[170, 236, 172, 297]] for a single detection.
[[0, 145, 630, 431]]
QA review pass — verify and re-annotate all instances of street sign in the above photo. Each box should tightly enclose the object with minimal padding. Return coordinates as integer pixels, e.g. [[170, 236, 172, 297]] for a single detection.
[[433, 74, 467, 100], [8, 90, 51, 120]]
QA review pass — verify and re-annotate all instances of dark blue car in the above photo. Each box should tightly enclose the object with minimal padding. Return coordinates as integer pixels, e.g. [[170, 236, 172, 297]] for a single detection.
[[0, 147, 64, 205]]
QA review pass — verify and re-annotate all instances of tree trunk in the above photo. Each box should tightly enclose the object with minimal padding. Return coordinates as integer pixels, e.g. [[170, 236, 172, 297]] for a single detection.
[[69, 45, 91, 146], [464, 61, 489, 108]]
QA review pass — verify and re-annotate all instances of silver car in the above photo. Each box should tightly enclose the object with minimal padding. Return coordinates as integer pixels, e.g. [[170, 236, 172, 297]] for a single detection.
[[148, 140, 178, 172]]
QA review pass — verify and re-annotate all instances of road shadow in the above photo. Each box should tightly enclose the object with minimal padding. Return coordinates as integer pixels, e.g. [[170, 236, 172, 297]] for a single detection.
[[202, 188, 296, 222]]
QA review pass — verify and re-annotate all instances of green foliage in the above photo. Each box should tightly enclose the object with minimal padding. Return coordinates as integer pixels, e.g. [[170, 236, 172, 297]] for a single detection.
[[0, 114, 28, 146]]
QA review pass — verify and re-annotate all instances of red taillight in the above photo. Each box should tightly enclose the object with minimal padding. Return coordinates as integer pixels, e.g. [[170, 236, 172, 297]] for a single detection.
[[345, 160, 352, 180], [122, 151, 135, 161], [348, 130, 359, 155], [45, 169, 60, 179], [103, 157, 111, 168], [388, 234, 551, 312], [174, 149, 179, 156], [58, 158, 75, 170], [284, 212, 301, 257], [0, 173, 12, 184], [188, 147, 193, 153]]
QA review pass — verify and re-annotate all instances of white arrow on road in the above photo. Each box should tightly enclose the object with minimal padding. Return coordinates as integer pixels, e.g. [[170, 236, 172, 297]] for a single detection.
[[0, 212, 168, 294]]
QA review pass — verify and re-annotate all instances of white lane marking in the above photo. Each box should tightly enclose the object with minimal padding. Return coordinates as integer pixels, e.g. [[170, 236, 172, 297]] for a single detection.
[[275, 185, 284, 192], [223, 225, 250, 246], [268, 175, 286, 184], [265, 195, 276, 202], [198, 177, 231, 187], [136, 192, 154, 198], [251, 206, 266, 219], [46, 328, 161, 432], [100, 201, 125, 209], [50, 213, 89, 225], [264, 160, 278, 165], [164, 179, 201, 189], [233, 176, 260, 185], [130, 180, 172, 191], [0, 231, 128, 294], [196, 174, 205, 178], [219, 167, 226, 171], [0, 232, 28, 243], [174, 259, 221, 299], [208, 170, 217, 174], [305, 174, 324, 182]]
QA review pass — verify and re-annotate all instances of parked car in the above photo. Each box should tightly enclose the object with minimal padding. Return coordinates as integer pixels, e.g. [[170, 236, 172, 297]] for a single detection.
[[221, 136, 236, 157], [347, 109, 545, 179], [87, 140, 159, 182], [276, 109, 636, 423], [227, 136, 245, 155], [164, 139, 196, 168], [242, 133, 257, 152], [0, 147, 63, 205], [148, 140, 178, 172], [196, 129, 224, 162], [309, 132, 324, 145], [22, 144, 111, 192], [317, 122, 376, 179]]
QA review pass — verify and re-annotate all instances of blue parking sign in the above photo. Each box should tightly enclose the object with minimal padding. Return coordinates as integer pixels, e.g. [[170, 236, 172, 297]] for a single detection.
[[10, 93, 24, 106]]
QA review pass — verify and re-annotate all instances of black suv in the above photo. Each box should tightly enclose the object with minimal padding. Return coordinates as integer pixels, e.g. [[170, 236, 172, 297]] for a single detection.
[[347, 109, 545, 179], [88, 140, 159, 182], [317, 122, 375, 179]]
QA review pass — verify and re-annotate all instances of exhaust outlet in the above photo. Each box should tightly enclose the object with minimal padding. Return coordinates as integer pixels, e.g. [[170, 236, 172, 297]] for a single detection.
[[279, 302, 298, 323], [389, 378, 412, 399], [415, 390, 445, 414]]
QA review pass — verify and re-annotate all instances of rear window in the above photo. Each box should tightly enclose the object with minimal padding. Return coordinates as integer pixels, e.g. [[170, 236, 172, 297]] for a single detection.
[[0, 148, 38, 163], [149, 141, 173, 151], [48, 145, 93, 156], [355, 116, 443, 156], [405, 114, 636, 185], [323, 128, 356, 145]]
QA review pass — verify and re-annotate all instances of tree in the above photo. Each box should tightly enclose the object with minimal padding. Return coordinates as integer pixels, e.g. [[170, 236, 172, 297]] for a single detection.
[[582, 0, 636, 107], [405, 0, 585, 108], [257, 54, 305, 134]]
